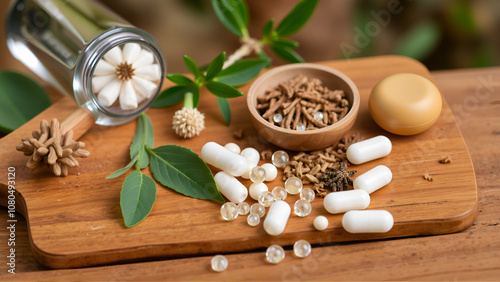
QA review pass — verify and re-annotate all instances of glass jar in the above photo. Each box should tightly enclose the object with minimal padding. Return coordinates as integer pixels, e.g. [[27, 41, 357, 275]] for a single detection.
[[5, 0, 166, 125]]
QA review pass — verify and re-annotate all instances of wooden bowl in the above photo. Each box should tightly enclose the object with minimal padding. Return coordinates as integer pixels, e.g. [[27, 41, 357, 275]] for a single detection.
[[247, 63, 360, 151]]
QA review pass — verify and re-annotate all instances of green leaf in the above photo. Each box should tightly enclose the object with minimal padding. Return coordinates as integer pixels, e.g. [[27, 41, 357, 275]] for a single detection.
[[271, 37, 299, 48], [205, 52, 226, 81], [0, 71, 51, 133], [257, 50, 272, 67], [150, 85, 191, 108], [120, 170, 157, 227], [106, 153, 139, 179], [129, 113, 154, 169], [166, 74, 194, 86], [262, 19, 274, 38], [270, 44, 304, 63], [394, 21, 441, 60], [183, 55, 202, 79], [211, 0, 249, 37], [191, 86, 201, 108], [214, 58, 268, 86], [217, 97, 231, 125], [448, 0, 477, 36], [205, 81, 244, 98], [275, 0, 318, 36], [148, 145, 224, 202]]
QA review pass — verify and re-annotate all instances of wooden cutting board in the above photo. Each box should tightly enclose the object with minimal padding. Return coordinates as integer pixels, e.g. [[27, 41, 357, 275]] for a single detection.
[[0, 56, 478, 269]]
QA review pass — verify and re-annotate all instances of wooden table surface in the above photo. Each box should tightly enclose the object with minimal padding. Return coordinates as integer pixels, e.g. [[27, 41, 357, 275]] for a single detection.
[[1, 67, 499, 280]]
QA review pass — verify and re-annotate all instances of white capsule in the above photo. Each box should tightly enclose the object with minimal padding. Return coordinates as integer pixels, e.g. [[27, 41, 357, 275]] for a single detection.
[[201, 142, 248, 177], [264, 201, 291, 236], [224, 143, 241, 154], [241, 147, 260, 168], [323, 190, 370, 214], [214, 172, 248, 203], [342, 210, 394, 233], [261, 163, 278, 182], [354, 165, 392, 194], [249, 182, 269, 201], [346, 135, 392, 165]]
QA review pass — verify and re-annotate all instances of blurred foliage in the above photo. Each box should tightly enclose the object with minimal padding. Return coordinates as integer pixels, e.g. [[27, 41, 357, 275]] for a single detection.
[[343, 0, 498, 69]]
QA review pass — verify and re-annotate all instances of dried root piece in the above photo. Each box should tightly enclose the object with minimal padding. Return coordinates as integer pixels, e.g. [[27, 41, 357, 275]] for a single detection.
[[256, 74, 351, 130], [423, 173, 433, 182], [439, 155, 452, 164], [282, 133, 363, 197], [16, 119, 90, 177]]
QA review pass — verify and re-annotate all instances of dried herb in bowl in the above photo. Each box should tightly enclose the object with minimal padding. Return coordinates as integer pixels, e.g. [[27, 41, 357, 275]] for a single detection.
[[257, 74, 350, 130]]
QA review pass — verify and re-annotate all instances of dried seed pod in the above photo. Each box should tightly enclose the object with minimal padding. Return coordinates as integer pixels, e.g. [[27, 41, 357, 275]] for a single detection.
[[15, 119, 90, 177]]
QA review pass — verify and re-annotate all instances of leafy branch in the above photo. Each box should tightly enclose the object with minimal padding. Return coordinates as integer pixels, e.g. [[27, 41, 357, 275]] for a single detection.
[[152, 0, 318, 135], [107, 113, 223, 227]]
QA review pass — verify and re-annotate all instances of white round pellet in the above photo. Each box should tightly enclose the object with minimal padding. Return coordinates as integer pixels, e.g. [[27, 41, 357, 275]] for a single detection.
[[224, 142, 241, 154], [261, 163, 278, 182], [249, 182, 269, 201], [241, 147, 260, 168], [313, 216, 329, 231]]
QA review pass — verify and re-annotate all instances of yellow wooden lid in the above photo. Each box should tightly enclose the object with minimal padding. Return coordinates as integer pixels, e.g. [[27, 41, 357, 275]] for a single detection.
[[369, 73, 442, 135]]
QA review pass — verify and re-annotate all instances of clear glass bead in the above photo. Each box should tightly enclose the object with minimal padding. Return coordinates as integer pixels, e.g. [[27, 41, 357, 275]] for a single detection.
[[294, 199, 312, 217], [249, 166, 267, 183], [272, 186, 287, 201], [272, 150, 289, 168], [313, 111, 324, 121], [299, 188, 315, 202], [273, 113, 283, 123], [285, 176, 303, 195], [220, 202, 239, 221], [296, 123, 306, 131], [238, 202, 250, 215], [250, 203, 266, 218], [293, 240, 311, 258], [211, 254, 228, 272], [266, 245, 285, 264], [247, 213, 260, 226], [258, 191, 275, 208]]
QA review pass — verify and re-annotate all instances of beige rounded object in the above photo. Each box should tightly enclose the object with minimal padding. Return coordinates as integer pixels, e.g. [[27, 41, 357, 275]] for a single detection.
[[369, 73, 442, 135]]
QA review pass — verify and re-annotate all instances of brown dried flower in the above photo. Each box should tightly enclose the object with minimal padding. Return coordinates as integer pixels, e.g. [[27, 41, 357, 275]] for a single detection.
[[15, 119, 90, 177], [319, 161, 357, 192]]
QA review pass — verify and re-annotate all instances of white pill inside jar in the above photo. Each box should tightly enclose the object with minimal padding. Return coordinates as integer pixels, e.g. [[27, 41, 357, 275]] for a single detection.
[[264, 201, 291, 236], [354, 165, 392, 194], [342, 210, 394, 233], [346, 135, 392, 165], [261, 163, 278, 182], [249, 182, 269, 200], [201, 142, 248, 177], [224, 142, 241, 154], [323, 190, 370, 214], [214, 171, 248, 203]]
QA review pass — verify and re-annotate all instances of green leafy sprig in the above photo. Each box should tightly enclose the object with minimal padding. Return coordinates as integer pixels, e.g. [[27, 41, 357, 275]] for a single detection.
[[107, 113, 223, 227], [152, 52, 268, 124], [151, 0, 318, 126]]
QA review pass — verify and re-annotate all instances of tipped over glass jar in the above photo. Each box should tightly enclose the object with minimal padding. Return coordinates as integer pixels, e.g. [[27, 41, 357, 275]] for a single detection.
[[6, 0, 166, 125]]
